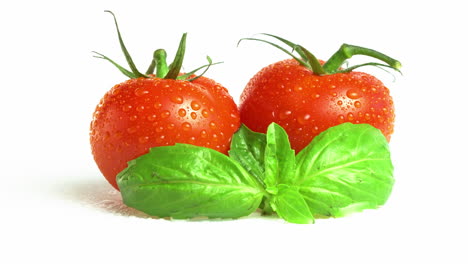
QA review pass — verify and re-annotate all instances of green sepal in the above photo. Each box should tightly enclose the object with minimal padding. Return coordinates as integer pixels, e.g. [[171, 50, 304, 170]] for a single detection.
[[296, 45, 326, 75], [238, 37, 308, 68], [92, 51, 135, 78], [164, 33, 187, 79], [259, 33, 325, 74], [94, 12, 220, 81], [179, 56, 223, 82], [104, 10, 145, 78]]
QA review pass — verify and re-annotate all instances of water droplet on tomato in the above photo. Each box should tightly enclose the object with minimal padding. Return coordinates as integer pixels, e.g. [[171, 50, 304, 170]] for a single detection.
[[297, 114, 311, 125], [171, 95, 183, 104], [200, 130, 208, 138], [178, 108, 186, 117], [338, 115, 345, 123], [161, 110, 171, 118], [202, 109, 209, 118], [134, 88, 149, 97], [279, 110, 292, 120], [167, 123, 175, 130], [147, 114, 157, 121], [364, 113, 371, 120], [138, 136, 149, 144], [155, 126, 164, 133], [111, 88, 121, 95], [156, 135, 166, 143], [191, 101, 201, 111], [136, 105, 145, 112], [127, 126, 137, 134], [190, 112, 197, 119], [294, 86, 303, 92], [154, 102, 162, 109], [346, 89, 361, 99], [337, 100, 343, 106], [354, 101, 362, 108], [347, 113, 355, 121], [209, 121, 217, 129], [212, 133, 219, 141], [182, 122, 192, 131], [122, 104, 132, 112], [189, 136, 196, 143], [129, 115, 138, 121]]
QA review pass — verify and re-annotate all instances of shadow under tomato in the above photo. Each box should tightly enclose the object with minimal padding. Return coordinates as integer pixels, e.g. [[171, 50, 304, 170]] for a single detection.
[[58, 177, 152, 218]]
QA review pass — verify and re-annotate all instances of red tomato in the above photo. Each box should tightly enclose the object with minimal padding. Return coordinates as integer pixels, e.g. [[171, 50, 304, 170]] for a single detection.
[[239, 58, 395, 153], [90, 76, 240, 189]]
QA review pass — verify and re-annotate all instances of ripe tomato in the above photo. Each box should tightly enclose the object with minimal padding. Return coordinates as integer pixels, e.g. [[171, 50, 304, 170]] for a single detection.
[[238, 34, 401, 153], [91, 12, 240, 189], [240, 59, 394, 152], [91, 76, 240, 189]]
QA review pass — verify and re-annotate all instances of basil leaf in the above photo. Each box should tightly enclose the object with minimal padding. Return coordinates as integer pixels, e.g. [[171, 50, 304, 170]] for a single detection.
[[117, 144, 264, 219], [270, 184, 314, 224], [294, 123, 394, 217], [228, 124, 267, 185], [264, 123, 296, 187]]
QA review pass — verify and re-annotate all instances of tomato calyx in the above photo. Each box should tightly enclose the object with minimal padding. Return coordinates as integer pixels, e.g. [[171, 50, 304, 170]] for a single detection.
[[93, 10, 220, 81], [238, 33, 402, 76]]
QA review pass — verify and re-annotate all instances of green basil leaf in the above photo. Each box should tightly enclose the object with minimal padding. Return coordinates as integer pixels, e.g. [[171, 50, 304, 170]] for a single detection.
[[228, 124, 267, 185], [264, 123, 296, 187], [270, 184, 314, 224], [117, 144, 264, 219], [294, 123, 394, 217]]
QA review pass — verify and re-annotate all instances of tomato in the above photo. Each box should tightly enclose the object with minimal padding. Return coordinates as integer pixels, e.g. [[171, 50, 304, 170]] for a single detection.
[[238, 34, 401, 153], [91, 76, 239, 189], [90, 11, 239, 189], [240, 59, 394, 152]]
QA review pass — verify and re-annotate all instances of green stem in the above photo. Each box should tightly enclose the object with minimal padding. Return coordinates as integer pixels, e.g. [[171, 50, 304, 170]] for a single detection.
[[259, 196, 274, 215], [154, 49, 169, 78], [145, 50, 157, 75], [323, 44, 402, 74]]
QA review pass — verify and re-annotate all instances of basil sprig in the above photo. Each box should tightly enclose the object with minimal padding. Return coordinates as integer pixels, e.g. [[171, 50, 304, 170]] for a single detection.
[[117, 122, 394, 224]]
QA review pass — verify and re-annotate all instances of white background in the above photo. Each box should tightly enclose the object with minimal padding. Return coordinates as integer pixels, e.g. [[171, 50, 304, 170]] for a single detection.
[[1, 0, 467, 263]]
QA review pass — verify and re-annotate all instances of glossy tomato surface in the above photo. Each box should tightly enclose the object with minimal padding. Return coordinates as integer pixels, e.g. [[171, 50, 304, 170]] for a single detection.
[[240, 59, 394, 152], [90, 76, 240, 189]]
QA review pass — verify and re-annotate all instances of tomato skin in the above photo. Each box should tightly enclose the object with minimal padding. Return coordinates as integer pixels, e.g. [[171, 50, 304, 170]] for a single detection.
[[90, 76, 240, 189], [239, 59, 394, 152]]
